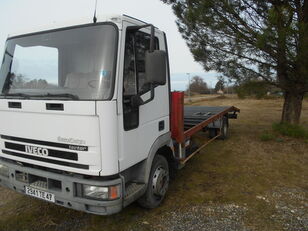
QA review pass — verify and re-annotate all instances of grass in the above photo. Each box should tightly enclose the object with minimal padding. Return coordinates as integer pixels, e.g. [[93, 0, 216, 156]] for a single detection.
[[260, 132, 275, 141], [259, 122, 308, 142], [272, 122, 308, 139], [0, 95, 307, 231]]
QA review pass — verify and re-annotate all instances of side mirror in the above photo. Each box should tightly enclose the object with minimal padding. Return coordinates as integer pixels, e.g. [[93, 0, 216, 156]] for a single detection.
[[145, 50, 167, 85]]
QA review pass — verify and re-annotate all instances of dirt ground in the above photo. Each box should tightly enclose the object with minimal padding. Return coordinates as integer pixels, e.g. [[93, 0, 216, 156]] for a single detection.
[[0, 96, 307, 231]]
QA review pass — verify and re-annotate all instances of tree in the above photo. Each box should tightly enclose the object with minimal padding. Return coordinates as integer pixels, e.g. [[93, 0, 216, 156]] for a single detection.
[[215, 77, 225, 92], [188, 76, 208, 94], [161, 0, 308, 124], [235, 80, 271, 99]]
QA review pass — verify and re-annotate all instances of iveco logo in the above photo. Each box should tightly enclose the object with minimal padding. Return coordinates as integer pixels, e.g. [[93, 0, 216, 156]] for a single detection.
[[25, 145, 49, 157]]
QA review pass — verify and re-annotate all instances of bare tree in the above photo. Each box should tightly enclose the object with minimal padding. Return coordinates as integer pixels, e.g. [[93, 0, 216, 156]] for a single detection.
[[188, 76, 208, 94]]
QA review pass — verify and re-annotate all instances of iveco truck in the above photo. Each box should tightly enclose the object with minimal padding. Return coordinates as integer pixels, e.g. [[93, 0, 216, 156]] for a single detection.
[[0, 15, 239, 215]]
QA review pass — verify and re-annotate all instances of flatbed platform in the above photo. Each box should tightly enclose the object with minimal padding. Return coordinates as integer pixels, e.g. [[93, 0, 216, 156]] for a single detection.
[[183, 105, 239, 139], [184, 106, 232, 130]]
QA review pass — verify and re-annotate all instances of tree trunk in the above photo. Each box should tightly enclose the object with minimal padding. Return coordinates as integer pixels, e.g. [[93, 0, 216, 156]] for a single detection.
[[281, 91, 305, 124]]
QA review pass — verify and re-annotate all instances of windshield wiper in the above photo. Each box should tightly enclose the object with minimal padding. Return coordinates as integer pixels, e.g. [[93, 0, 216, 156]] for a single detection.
[[0, 93, 31, 99], [0, 93, 79, 100], [37, 93, 79, 100]]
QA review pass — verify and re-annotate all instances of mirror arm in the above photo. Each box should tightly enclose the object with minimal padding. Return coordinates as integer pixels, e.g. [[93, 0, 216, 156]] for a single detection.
[[142, 83, 155, 105], [130, 84, 155, 108]]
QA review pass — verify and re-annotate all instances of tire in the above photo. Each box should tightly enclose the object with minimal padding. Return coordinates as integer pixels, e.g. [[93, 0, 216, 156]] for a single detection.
[[138, 155, 169, 209], [208, 117, 229, 140], [218, 117, 229, 140], [208, 128, 218, 138]]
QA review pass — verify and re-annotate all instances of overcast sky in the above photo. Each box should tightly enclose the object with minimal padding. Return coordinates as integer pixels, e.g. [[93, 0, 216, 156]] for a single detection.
[[0, 0, 219, 89]]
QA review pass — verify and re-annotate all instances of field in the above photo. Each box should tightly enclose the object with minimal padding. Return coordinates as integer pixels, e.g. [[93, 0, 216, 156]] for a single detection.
[[0, 96, 307, 231]]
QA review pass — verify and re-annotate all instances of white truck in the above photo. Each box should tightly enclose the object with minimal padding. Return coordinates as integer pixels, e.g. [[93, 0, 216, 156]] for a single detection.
[[0, 15, 239, 215]]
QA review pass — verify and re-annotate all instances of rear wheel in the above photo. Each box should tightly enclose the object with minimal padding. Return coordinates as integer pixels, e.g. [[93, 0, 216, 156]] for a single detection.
[[138, 155, 169, 208], [218, 117, 229, 140], [208, 117, 229, 140], [208, 128, 217, 138]]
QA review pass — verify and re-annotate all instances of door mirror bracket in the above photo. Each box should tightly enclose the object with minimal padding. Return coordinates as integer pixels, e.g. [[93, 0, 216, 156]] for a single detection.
[[130, 84, 155, 108]]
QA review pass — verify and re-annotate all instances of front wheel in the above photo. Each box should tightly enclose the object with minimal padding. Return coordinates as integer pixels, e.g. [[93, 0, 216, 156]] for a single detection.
[[138, 155, 169, 208]]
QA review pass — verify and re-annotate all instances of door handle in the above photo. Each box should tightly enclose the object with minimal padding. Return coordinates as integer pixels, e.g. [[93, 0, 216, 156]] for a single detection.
[[159, 120, 165, 131]]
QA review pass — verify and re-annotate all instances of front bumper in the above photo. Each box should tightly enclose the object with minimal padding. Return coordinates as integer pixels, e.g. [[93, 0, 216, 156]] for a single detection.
[[0, 159, 123, 215]]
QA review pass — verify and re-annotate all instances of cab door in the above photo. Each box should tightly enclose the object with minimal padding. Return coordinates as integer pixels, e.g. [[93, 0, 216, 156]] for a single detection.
[[118, 22, 170, 171]]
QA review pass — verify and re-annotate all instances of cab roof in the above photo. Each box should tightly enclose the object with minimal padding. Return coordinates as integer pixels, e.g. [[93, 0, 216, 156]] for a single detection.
[[8, 14, 161, 39]]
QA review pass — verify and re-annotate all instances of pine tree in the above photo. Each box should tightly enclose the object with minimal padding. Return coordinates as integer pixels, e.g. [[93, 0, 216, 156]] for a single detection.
[[161, 0, 308, 124]]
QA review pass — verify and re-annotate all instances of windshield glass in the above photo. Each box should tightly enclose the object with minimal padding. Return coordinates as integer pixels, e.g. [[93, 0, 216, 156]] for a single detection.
[[0, 24, 117, 100]]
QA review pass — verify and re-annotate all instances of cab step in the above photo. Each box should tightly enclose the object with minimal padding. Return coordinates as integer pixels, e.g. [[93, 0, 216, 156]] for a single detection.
[[124, 182, 146, 207]]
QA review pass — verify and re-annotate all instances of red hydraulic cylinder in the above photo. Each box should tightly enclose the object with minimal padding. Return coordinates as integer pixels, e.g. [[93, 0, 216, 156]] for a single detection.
[[170, 92, 185, 144]]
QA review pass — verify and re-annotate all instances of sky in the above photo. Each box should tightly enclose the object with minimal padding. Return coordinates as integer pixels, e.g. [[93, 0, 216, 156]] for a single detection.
[[0, 0, 219, 90]]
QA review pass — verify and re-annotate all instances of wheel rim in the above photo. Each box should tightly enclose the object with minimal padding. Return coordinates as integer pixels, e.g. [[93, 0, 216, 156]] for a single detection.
[[152, 165, 169, 197]]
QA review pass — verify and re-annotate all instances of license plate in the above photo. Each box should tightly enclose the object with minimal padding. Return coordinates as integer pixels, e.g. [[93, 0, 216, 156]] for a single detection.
[[25, 186, 55, 203]]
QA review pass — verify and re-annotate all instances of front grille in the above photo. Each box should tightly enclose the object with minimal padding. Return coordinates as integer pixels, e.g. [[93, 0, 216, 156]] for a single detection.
[[15, 171, 62, 191], [0, 135, 90, 170], [5, 142, 78, 161], [30, 179, 48, 190], [1, 135, 88, 151]]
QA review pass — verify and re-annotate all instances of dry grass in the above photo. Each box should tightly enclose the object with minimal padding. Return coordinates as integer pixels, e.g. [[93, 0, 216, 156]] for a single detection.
[[0, 96, 307, 231]]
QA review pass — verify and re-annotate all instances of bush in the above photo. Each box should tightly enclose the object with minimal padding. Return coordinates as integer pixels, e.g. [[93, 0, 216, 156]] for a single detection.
[[272, 123, 308, 139]]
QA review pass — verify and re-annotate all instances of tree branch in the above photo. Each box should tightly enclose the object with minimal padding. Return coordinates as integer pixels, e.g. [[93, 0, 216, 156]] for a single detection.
[[232, 62, 280, 87]]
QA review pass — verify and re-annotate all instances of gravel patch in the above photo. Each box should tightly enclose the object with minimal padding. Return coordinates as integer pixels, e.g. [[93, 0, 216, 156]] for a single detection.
[[267, 187, 308, 231], [129, 187, 307, 231], [52, 217, 86, 231], [130, 203, 250, 231]]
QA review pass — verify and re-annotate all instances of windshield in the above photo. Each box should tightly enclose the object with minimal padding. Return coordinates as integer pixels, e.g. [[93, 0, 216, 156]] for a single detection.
[[0, 23, 117, 100]]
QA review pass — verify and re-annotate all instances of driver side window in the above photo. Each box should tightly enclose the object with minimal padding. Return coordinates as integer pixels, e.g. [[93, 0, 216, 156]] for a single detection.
[[122, 30, 159, 131], [123, 32, 137, 96], [123, 31, 159, 96]]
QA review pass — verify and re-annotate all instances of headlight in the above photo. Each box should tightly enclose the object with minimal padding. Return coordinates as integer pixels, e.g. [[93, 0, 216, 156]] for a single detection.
[[0, 164, 9, 178], [83, 184, 120, 200]]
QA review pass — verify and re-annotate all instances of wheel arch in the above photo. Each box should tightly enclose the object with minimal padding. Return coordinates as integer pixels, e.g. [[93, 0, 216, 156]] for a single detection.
[[143, 132, 174, 184], [156, 145, 176, 174]]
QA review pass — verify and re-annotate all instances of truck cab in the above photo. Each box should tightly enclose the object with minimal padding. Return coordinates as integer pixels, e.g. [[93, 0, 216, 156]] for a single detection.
[[0, 15, 172, 214]]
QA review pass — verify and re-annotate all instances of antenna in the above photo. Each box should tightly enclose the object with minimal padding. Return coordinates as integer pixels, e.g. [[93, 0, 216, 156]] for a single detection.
[[93, 0, 98, 23]]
